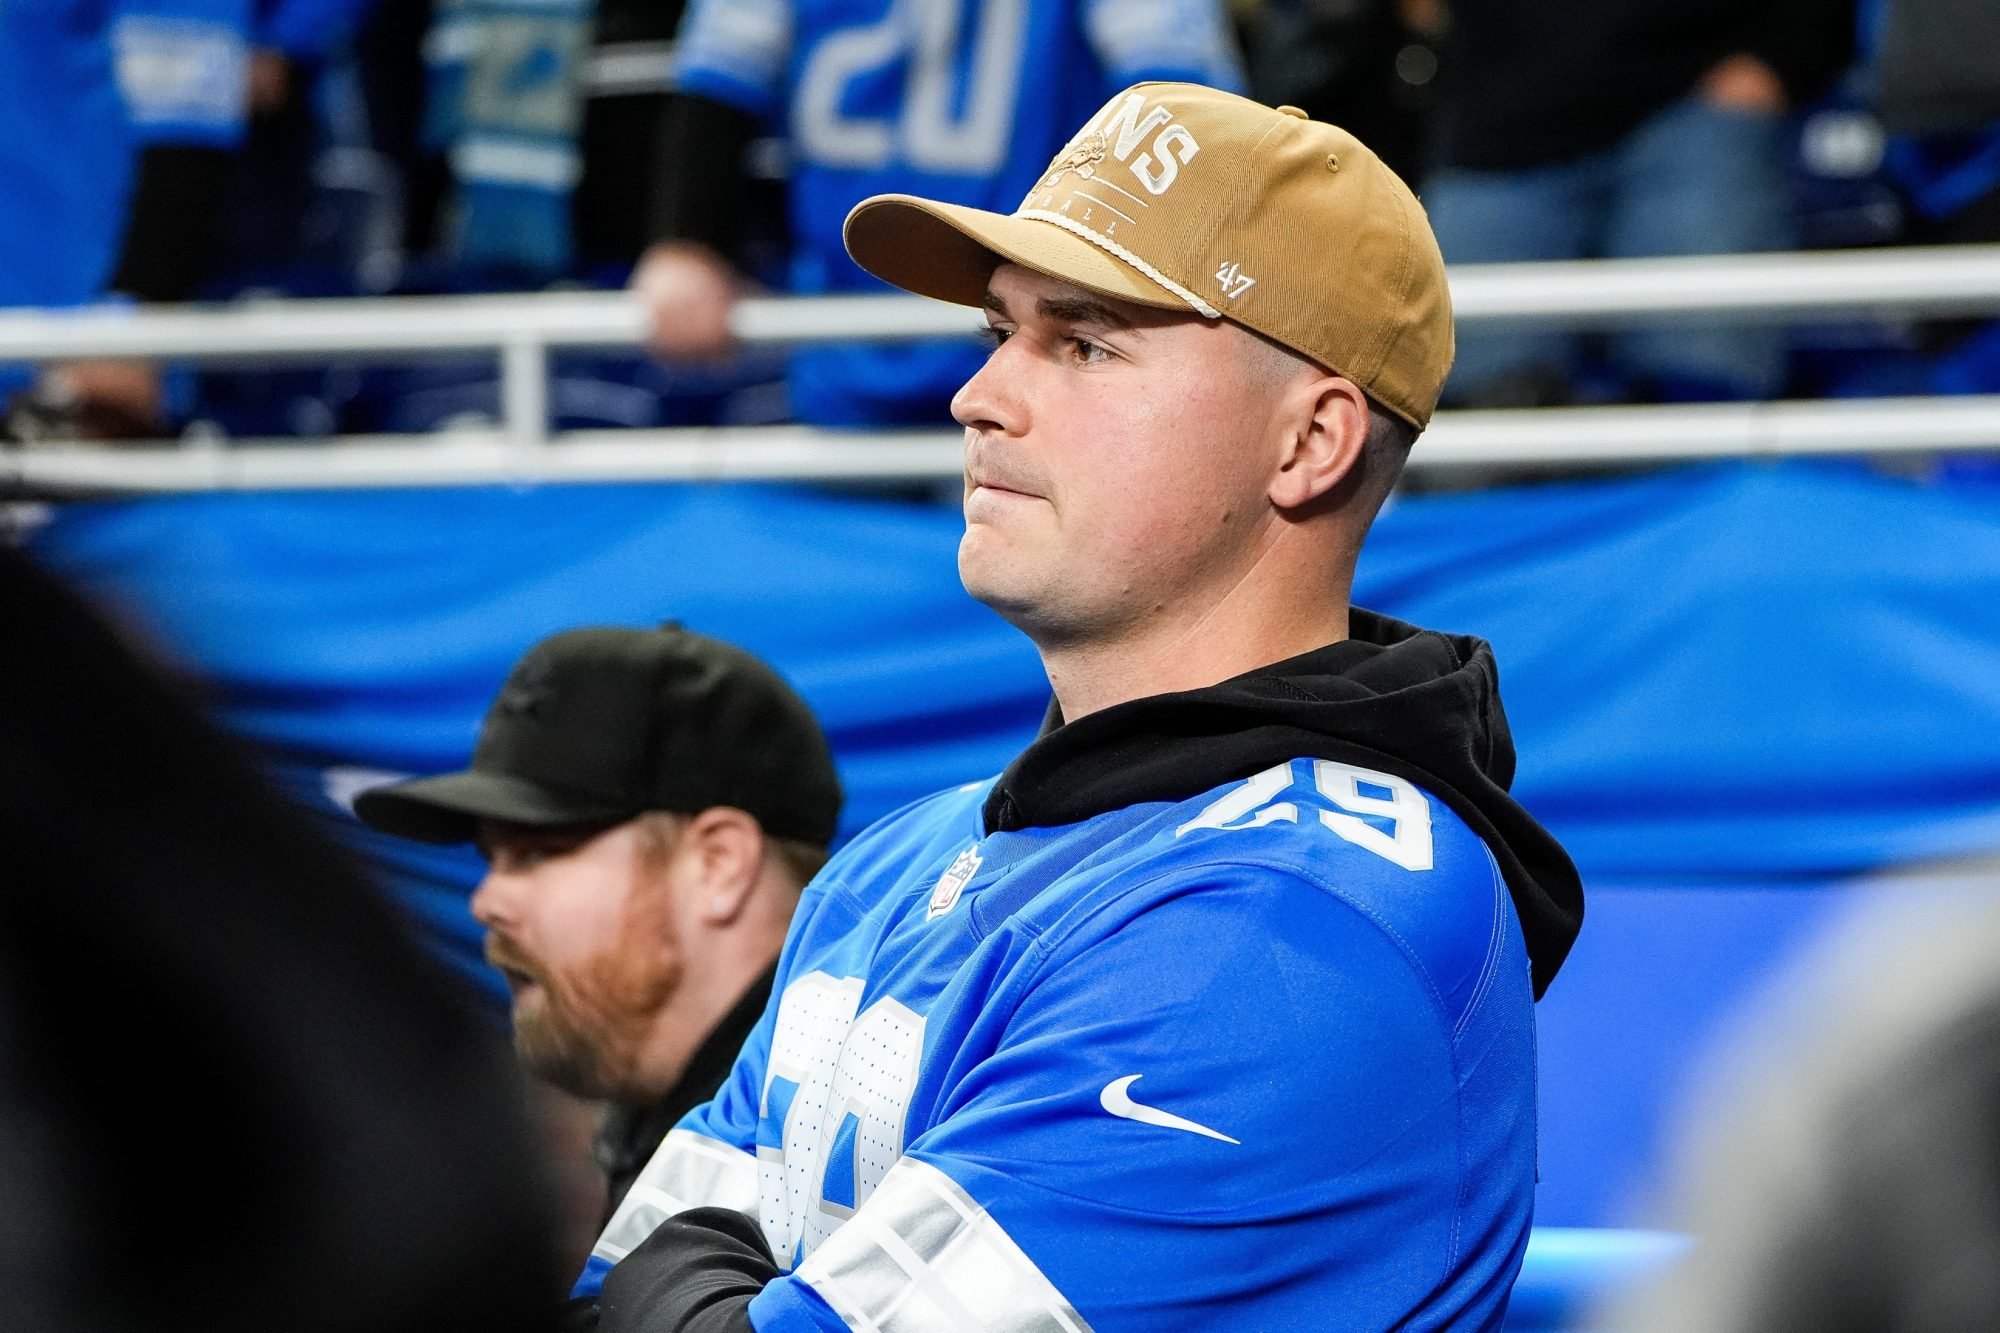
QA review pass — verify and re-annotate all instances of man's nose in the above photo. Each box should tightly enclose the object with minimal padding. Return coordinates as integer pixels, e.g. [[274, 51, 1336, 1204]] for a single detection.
[[469, 869, 514, 929], [951, 340, 1025, 436]]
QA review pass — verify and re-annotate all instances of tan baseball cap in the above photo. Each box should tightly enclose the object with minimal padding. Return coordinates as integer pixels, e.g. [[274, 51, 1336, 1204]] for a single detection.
[[843, 82, 1454, 429]]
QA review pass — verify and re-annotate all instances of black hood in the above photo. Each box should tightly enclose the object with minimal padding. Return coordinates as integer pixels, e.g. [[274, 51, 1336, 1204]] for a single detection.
[[983, 608, 1584, 998]]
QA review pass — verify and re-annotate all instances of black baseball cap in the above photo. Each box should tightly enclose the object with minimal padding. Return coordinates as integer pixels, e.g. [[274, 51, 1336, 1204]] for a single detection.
[[353, 625, 842, 847]]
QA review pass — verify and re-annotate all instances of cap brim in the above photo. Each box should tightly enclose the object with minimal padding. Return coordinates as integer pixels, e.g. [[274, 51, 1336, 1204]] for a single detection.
[[351, 770, 635, 845], [844, 195, 1199, 315]]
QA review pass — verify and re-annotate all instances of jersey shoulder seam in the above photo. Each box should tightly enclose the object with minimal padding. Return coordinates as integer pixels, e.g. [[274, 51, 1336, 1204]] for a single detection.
[[1026, 853, 1458, 1046]]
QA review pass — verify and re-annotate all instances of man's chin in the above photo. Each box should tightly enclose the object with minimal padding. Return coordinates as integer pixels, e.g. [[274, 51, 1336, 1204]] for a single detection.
[[959, 564, 1131, 654], [959, 533, 1041, 610], [507, 983, 545, 1028], [513, 1012, 607, 1097], [959, 564, 1039, 629], [961, 581, 1083, 647]]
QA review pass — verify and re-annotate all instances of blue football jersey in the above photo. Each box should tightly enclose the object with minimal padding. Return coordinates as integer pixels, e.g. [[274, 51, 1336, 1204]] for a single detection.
[[669, 0, 1244, 425], [577, 755, 1538, 1331], [0, 0, 249, 308]]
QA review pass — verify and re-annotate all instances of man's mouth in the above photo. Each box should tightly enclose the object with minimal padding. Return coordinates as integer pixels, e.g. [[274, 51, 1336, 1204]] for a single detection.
[[964, 439, 1045, 501], [486, 943, 541, 996], [968, 473, 1043, 501]]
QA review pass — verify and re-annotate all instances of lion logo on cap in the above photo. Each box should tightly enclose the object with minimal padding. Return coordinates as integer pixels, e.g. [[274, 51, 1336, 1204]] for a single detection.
[[1040, 131, 1108, 189], [497, 656, 557, 720]]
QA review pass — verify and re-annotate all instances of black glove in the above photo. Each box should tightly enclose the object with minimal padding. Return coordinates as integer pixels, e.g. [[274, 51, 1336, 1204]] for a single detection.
[[593, 1207, 779, 1333]]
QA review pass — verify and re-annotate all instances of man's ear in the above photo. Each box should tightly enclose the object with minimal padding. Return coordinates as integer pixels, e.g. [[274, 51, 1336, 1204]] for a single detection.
[[685, 807, 767, 926], [1269, 375, 1370, 511]]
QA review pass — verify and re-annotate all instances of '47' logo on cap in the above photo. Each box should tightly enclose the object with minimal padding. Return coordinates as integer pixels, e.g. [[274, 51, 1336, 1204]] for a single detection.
[[1215, 261, 1256, 300], [927, 845, 983, 921]]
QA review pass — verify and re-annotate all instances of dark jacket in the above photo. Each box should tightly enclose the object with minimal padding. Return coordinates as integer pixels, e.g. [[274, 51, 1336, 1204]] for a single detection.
[[593, 967, 775, 1224], [1433, 0, 1856, 171]]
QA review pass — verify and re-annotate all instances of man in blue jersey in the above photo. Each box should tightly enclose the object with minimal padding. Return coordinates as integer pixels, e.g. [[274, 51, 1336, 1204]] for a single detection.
[[0, 1, 251, 313], [0, 0, 354, 439], [571, 84, 1586, 1331], [629, 0, 1242, 427]]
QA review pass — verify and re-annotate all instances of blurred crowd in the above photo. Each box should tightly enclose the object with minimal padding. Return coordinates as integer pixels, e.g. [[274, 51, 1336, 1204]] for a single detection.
[[2, 0, 1997, 445]]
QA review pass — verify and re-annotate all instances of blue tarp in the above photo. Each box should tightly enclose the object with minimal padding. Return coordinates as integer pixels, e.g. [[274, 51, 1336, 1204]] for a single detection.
[[35, 459, 2000, 881], [32, 481, 1052, 1002], [27, 459, 2000, 1233]]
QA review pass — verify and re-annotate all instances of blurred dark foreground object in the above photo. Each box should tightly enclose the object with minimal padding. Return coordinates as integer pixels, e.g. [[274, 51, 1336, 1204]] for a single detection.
[[0, 549, 562, 1333], [1609, 880, 2000, 1333]]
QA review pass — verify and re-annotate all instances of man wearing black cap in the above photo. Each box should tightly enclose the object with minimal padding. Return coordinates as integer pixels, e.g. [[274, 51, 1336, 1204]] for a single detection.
[[354, 624, 841, 1220]]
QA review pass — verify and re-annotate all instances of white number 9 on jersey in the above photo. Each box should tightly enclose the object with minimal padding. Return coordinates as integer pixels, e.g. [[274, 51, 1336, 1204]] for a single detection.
[[1174, 759, 1435, 871]]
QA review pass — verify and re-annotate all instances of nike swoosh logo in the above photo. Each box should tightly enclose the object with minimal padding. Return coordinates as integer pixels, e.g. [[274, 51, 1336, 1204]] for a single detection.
[[1099, 1074, 1240, 1144]]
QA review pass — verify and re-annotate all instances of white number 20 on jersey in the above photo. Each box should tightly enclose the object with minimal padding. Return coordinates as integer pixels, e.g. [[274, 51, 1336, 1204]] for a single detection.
[[1174, 759, 1435, 871], [756, 974, 928, 1266], [794, 0, 1029, 173]]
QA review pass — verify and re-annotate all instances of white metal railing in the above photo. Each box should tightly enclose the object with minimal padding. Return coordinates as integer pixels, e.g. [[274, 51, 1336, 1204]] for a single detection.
[[13, 396, 2000, 491], [2, 244, 1999, 490]]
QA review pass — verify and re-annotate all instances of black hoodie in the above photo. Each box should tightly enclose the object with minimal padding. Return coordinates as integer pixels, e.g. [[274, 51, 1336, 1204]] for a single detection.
[[984, 607, 1584, 999]]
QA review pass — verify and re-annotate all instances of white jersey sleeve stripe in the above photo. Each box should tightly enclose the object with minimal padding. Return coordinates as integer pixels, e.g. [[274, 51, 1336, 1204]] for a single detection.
[[590, 1128, 759, 1264], [797, 1156, 1092, 1333]]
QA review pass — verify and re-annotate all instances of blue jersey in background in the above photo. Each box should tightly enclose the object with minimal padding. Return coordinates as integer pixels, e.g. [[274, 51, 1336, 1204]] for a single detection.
[[0, 0, 250, 310], [670, 0, 1243, 426]]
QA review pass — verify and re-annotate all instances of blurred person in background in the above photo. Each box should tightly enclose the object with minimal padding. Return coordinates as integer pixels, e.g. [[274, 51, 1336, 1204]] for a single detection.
[[1235, 0, 1442, 190], [1868, 0, 2000, 399], [418, 0, 756, 284], [630, 0, 1245, 428], [0, 0, 375, 443], [354, 624, 841, 1230], [338, 0, 797, 436], [1422, 0, 1855, 408], [216, 0, 386, 280], [0, 547, 562, 1330], [1610, 885, 2000, 1332]]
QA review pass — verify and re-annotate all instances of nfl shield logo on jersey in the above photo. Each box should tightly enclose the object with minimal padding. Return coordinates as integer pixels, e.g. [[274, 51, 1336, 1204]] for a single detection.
[[927, 845, 983, 921]]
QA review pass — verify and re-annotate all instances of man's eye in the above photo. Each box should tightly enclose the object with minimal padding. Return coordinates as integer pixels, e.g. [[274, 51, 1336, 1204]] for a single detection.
[[487, 843, 554, 871], [1067, 337, 1111, 365], [976, 325, 1011, 350]]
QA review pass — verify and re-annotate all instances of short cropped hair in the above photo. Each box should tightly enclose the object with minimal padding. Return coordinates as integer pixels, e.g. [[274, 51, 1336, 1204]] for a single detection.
[[1239, 323, 1419, 517]]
